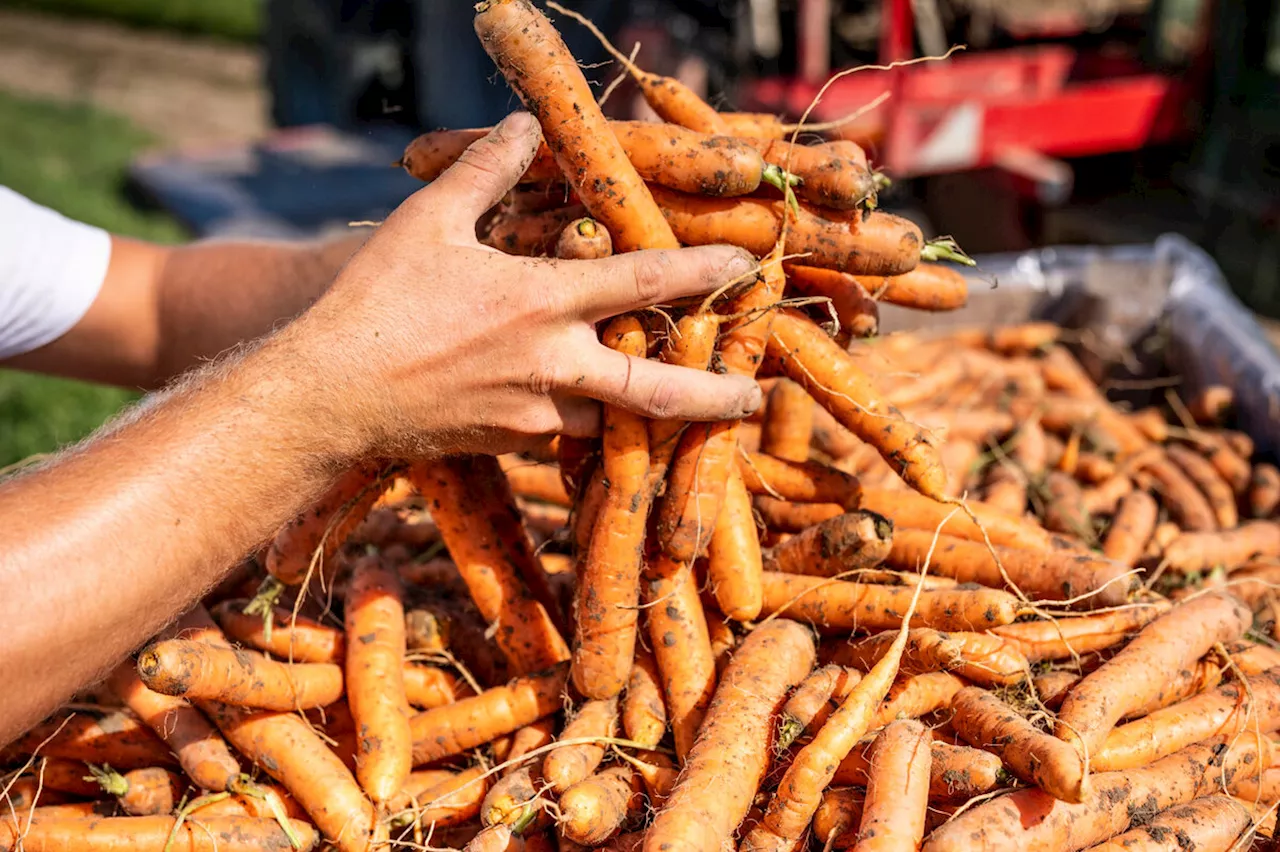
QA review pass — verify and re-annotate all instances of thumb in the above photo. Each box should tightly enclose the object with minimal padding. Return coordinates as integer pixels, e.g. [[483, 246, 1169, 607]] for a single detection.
[[427, 111, 543, 228]]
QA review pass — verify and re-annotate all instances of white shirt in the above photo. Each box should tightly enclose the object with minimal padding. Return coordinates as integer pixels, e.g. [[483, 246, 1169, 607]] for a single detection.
[[0, 187, 112, 359]]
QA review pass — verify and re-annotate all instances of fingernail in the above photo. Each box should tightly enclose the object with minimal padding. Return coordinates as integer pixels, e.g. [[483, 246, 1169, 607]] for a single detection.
[[724, 249, 755, 277], [499, 110, 536, 137], [739, 381, 764, 416]]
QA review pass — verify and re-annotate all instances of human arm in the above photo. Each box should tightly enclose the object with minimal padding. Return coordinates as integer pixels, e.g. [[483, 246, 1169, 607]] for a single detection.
[[0, 111, 762, 746]]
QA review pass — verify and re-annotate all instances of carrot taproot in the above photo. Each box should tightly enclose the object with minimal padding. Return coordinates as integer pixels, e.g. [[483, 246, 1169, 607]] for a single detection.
[[621, 749, 678, 809], [858, 487, 1053, 551], [403, 665, 475, 709], [884, 529, 1135, 608], [558, 766, 643, 846], [1127, 407, 1170, 444], [938, 632, 1028, 687], [15, 758, 99, 799], [498, 457, 572, 508], [474, 0, 678, 253], [465, 824, 523, 852], [1093, 668, 1280, 771], [343, 555, 411, 805], [1040, 471, 1093, 541], [1230, 766, 1280, 801], [744, 139, 877, 209], [0, 779, 72, 814], [784, 265, 882, 340], [921, 736, 1268, 852], [1035, 670, 1081, 710], [761, 378, 815, 463], [1188, 386, 1235, 425], [1166, 443, 1238, 529], [105, 662, 240, 791], [137, 640, 343, 711], [856, 263, 969, 312], [991, 602, 1168, 662], [409, 663, 568, 765], [204, 702, 376, 852], [1073, 452, 1117, 484], [833, 739, 1007, 801], [869, 671, 966, 730], [641, 311, 721, 496], [705, 465, 765, 621], [620, 649, 666, 750], [554, 217, 613, 260], [754, 497, 844, 533], [541, 697, 617, 794], [89, 766, 184, 816], [400, 764, 489, 828], [811, 787, 865, 850], [210, 600, 344, 664], [1086, 795, 1251, 852], [0, 802, 116, 824], [643, 619, 816, 852], [821, 630, 962, 675], [1100, 491, 1158, 568], [484, 205, 585, 256], [1216, 562, 1280, 610], [652, 187, 923, 277], [949, 686, 1086, 802], [777, 665, 862, 750], [1162, 522, 1280, 574], [759, 571, 1020, 632], [1140, 455, 1219, 532], [761, 510, 893, 577], [1055, 591, 1252, 758], [480, 766, 544, 829], [409, 456, 568, 675], [499, 719, 557, 776], [1124, 657, 1224, 720], [1081, 474, 1134, 516], [766, 311, 944, 498], [188, 783, 308, 821], [0, 814, 320, 852], [737, 451, 862, 509], [267, 462, 394, 585], [845, 720, 931, 852], [572, 316, 651, 699], [704, 608, 738, 676], [1250, 464, 1280, 519], [7, 709, 177, 771], [1204, 439, 1252, 495], [643, 554, 716, 761]]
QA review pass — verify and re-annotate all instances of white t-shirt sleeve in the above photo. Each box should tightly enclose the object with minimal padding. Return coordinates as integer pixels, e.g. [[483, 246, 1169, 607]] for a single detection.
[[0, 186, 112, 359]]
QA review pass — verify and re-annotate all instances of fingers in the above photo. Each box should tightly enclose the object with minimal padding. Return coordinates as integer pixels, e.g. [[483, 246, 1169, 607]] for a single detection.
[[580, 349, 763, 422], [553, 395, 603, 439], [426, 111, 543, 229], [563, 246, 757, 323]]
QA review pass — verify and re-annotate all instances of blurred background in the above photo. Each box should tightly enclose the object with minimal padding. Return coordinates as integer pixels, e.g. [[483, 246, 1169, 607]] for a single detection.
[[1, 0, 1278, 466]]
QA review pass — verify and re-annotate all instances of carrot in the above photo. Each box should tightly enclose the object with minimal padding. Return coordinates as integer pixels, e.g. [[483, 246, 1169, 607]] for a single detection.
[[464, 824, 523, 852], [409, 662, 568, 765], [1140, 455, 1218, 532], [884, 529, 1135, 608], [211, 600, 344, 664], [744, 139, 876, 209], [480, 766, 544, 829], [403, 665, 475, 709], [1204, 439, 1252, 495], [1166, 443, 1239, 529], [856, 263, 971, 312], [1087, 795, 1251, 852], [554, 216, 613, 260], [767, 312, 943, 498], [541, 697, 617, 794], [1124, 657, 1224, 720], [980, 463, 1026, 517], [409, 456, 568, 675], [500, 719, 557, 776], [1187, 385, 1235, 425], [137, 640, 343, 711], [870, 672, 966, 730], [761, 510, 893, 577], [0, 815, 320, 852], [811, 787, 864, 850], [858, 487, 1053, 552], [14, 758, 100, 799], [1055, 592, 1253, 758], [267, 462, 393, 585], [643, 554, 716, 761], [844, 720, 931, 851], [755, 498, 843, 533], [1080, 474, 1134, 516], [1230, 766, 1280, 801], [105, 662, 240, 791], [1034, 669, 1081, 710], [938, 632, 1028, 687], [992, 602, 1169, 662], [705, 466, 765, 621], [484, 205, 585, 257], [642, 312, 721, 496], [204, 702, 376, 852], [652, 187, 923, 276], [821, 630, 962, 675], [777, 665, 862, 750], [834, 739, 1008, 801], [759, 571, 1021, 632], [7, 709, 177, 771], [949, 686, 1086, 802], [761, 378, 814, 462], [1216, 562, 1280, 610], [188, 784, 307, 821], [498, 456, 572, 508], [705, 608, 738, 676], [1094, 668, 1280, 771], [572, 316, 651, 699], [0, 780, 73, 814], [89, 766, 184, 816], [1163, 521, 1280, 574], [399, 764, 489, 827], [737, 451, 862, 508], [1073, 452, 1117, 484], [558, 766, 643, 846], [341, 555, 411, 805], [922, 736, 1267, 852], [782, 264, 880, 340], [400, 127, 559, 185], [1250, 464, 1280, 519], [643, 619, 816, 852], [474, 1, 677, 252], [620, 649, 666, 750], [1040, 471, 1093, 541], [1128, 407, 1170, 443], [1100, 491, 1158, 568]]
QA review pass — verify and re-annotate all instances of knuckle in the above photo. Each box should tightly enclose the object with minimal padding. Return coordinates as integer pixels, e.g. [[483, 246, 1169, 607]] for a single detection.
[[524, 361, 563, 396], [645, 378, 680, 419], [520, 404, 563, 436], [631, 251, 674, 304]]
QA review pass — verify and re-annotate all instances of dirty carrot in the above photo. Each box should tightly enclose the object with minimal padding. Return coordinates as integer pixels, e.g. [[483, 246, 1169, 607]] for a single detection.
[[1100, 490, 1158, 568], [498, 456, 572, 508], [760, 510, 893, 577], [558, 766, 643, 846], [211, 600, 344, 664], [869, 672, 966, 729], [402, 664, 475, 709], [1250, 463, 1280, 518], [7, 709, 178, 771], [1140, 454, 1219, 532], [555, 217, 613, 260], [1166, 443, 1239, 529], [1087, 795, 1251, 852], [821, 629, 962, 675], [705, 466, 765, 621], [761, 378, 816, 463], [783, 265, 880, 339], [0, 815, 320, 852], [89, 765, 184, 816], [1162, 521, 1280, 573], [541, 697, 618, 794], [848, 720, 932, 851], [736, 451, 862, 508], [480, 766, 543, 828], [137, 640, 343, 711], [857, 487, 1054, 552], [777, 665, 862, 750], [991, 602, 1168, 661], [620, 649, 666, 749]]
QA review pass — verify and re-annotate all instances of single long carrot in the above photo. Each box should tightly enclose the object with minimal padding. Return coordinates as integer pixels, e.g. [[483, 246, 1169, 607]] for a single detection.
[[90, 766, 184, 816], [759, 571, 1021, 632], [1100, 490, 1158, 568], [620, 649, 666, 749], [788, 265, 882, 339], [991, 602, 1168, 661], [0, 815, 320, 852], [761, 510, 893, 577], [848, 720, 932, 851], [6, 709, 178, 771], [1162, 521, 1280, 573], [644, 554, 716, 761], [745, 139, 877, 210], [137, 640, 343, 711], [484, 205, 585, 256], [474, 0, 678, 252], [760, 379, 815, 463], [211, 599, 344, 664], [705, 465, 765, 621], [643, 619, 816, 852], [821, 630, 962, 675], [1140, 455, 1218, 532], [558, 766, 643, 846], [541, 697, 617, 794], [403, 664, 475, 709], [1167, 443, 1238, 529], [1055, 591, 1252, 759], [1250, 463, 1280, 518], [856, 263, 970, 312], [859, 487, 1053, 551], [754, 498, 842, 533], [408, 663, 568, 765], [736, 451, 862, 508], [777, 665, 861, 750], [1085, 795, 1251, 852], [833, 739, 1007, 801], [573, 317, 651, 699]]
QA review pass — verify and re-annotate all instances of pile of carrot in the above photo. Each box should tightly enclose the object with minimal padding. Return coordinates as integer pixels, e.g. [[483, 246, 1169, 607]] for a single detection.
[[8, 3, 1280, 852]]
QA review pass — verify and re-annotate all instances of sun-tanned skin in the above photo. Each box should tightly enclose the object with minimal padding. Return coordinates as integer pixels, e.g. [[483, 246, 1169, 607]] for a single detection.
[[0, 111, 761, 746]]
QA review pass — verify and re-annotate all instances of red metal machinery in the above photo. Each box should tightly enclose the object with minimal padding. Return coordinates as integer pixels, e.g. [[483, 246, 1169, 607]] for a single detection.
[[739, 0, 1201, 202]]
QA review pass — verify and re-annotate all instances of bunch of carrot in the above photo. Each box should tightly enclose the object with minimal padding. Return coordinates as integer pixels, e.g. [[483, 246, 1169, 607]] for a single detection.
[[8, 3, 1280, 852]]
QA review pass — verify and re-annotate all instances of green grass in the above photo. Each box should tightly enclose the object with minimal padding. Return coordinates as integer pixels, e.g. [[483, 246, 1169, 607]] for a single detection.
[[0, 89, 187, 467], [7, 0, 260, 43]]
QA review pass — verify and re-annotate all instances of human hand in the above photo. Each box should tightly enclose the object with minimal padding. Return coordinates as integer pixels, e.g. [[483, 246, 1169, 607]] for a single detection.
[[285, 111, 762, 459]]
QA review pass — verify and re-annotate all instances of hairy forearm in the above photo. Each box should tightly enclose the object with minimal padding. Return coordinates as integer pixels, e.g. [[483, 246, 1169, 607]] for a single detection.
[[0, 327, 355, 745]]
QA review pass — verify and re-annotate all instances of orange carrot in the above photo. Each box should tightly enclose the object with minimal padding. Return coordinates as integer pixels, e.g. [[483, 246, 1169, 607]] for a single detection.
[[399, 765, 489, 828], [1205, 439, 1252, 495], [761, 510, 892, 578], [643, 619, 816, 852], [1162, 521, 1280, 573], [1055, 591, 1252, 758], [402, 664, 475, 709], [980, 462, 1026, 516], [1250, 464, 1280, 519], [485, 206, 586, 256], [474, 0, 678, 252], [1086, 795, 1251, 852], [573, 316, 652, 699], [759, 571, 1021, 632], [737, 451, 862, 508], [940, 632, 1028, 687], [705, 608, 738, 676], [620, 649, 666, 749], [833, 739, 1007, 801], [821, 630, 962, 675], [846, 720, 932, 851], [991, 602, 1168, 662], [1124, 657, 1224, 720], [784, 265, 881, 340], [858, 487, 1053, 552], [89, 766, 184, 816], [1081, 474, 1134, 516], [811, 787, 864, 850], [137, 640, 343, 711], [871, 672, 967, 730], [777, 665, 862, 749], [211, 599, 344, 664], [1187, 386, 1235, 425], [541, 697, 617, 794], [1141, 455, 1218, 532], [558, 766, 644, 846], [1166, 443, 1238, 529], [408, 663, 568, 765], [7, 709, 177, 771], [498, 456, 572, 508], [500, 719, 557, 775], [856, 263, 969, 312], [463, 824, 523, 852], [747, 139, 877, 209], [761, 378, 815, 463], [188, 784, 307, 821], [645, 312, 721, 495], [643, 554, 716, 761], [754, 497, 843, 533], [1040, 471, 1093, 542], [0, 815, 320, 852], [705, 465, 765, 621], [1100, 491, 1158, 568], [555, 217, 613, 260]]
